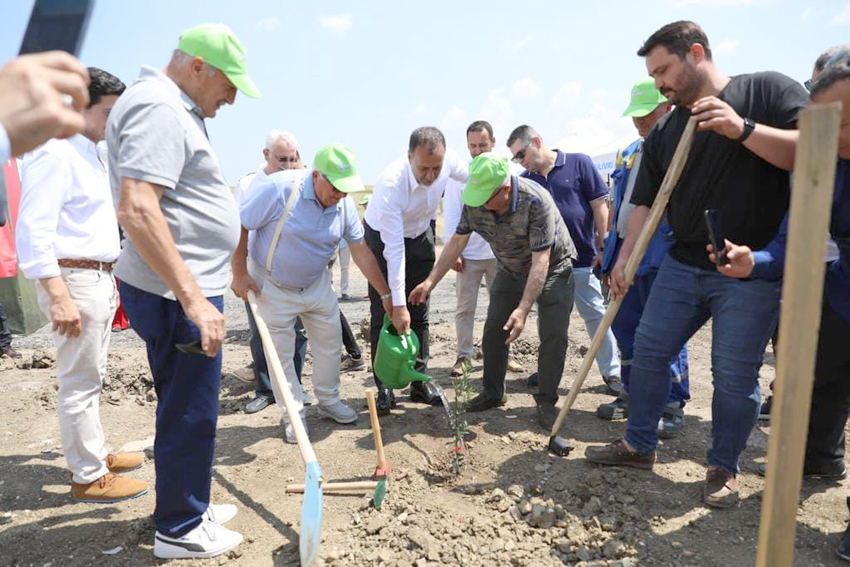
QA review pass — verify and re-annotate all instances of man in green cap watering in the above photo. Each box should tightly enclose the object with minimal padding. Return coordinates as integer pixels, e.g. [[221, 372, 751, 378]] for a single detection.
[[409, 154, 577, 429], [107, 23, 259, 559], [240, 144, 394, 440], [596, 77, 691, 438]]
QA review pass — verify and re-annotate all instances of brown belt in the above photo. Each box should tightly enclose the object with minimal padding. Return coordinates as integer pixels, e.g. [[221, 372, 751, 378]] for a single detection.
[[57, 259, 115, 272]]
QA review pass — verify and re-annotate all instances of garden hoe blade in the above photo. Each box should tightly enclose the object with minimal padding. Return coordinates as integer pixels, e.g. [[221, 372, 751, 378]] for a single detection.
[[371, 479, 387, 509], [300, 461, 323, 566]]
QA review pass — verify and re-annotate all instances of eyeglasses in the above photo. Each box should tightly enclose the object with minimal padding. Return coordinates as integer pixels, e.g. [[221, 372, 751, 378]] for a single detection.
[[511, 140, 533, 163], [806, 49, 850, 92], [273, 154, 299, 164]]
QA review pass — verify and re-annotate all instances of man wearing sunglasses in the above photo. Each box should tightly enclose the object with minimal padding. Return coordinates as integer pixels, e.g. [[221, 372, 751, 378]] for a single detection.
[[231, 130, 308, 415], [508, 125, 622, 396], [410, 153, 576, 428]]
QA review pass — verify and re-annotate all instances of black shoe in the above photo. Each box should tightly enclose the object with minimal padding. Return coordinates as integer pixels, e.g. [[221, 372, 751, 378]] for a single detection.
[[657, 404, 684, 439], [536, 402, 559, 429], [526, 372, 538, 388], [597, 392, 629, 421], [245, 394, 274, 414], [466, 393, 507, 413], [758, 396, 772, 422], [0, 346, 21, 359], [409, 381, 442, 406], [376, 388, 396, 415], [602, 375, 623, 396], [756, 460, 847, 480], [837, 497, 850, 562]]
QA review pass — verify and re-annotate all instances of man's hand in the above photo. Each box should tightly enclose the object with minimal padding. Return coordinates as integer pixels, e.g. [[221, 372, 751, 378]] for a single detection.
[[391, 304, 411, 336], [503, 307, 528, 345], [183, 296, 226, 357], [707, 239, 755, 279], [230, 272, 259, 301], [452, 256, 465, 273], [408, 279, 434, 306], [591, 251, 603, 270], [0, 52, 90, 157], [49, 294, 81, 338], [608, 257, 631, 300], [690, 96, 745, 140]]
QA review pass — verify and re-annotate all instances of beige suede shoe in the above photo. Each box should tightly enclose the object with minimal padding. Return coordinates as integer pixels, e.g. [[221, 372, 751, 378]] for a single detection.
[[71, 473, 148, 503]]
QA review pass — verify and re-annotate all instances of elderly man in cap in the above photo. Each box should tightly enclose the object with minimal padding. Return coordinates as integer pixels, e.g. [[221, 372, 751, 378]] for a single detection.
[[410, 154, 576, 428], [107, 23, 260, 559], [241, 144, 394, 440], [597, 78, 690, 438]]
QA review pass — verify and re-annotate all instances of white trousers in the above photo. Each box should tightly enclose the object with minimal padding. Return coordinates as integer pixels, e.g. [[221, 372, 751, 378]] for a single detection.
[[454, 258, 497, 359], [249, 261, 342, 424], [338, 246, 351, 295], [37, 267, 117, 484]]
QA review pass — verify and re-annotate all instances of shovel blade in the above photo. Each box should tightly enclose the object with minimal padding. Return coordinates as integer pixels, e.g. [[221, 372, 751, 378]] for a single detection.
[[371, 479, 387, 509], [299, 461, 323, 566]]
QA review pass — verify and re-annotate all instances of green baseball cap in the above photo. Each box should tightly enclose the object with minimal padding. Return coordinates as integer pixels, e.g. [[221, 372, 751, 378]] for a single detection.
[[622, 77, 667, 117], [314, 144, 364, 193], [462, 153, 510, 207], [178, 23, 261, 98]]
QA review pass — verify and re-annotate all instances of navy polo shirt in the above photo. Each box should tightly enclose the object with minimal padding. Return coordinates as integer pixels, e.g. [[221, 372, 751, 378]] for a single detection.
[[523, 150, 609, 268]]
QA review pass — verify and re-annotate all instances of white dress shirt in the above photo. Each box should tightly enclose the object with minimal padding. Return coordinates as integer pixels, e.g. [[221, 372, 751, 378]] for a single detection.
[[17, 134, 120, 279], [364, 149, 468, 305], [0, 124, 9, 164], [442, 179, 494, 261]]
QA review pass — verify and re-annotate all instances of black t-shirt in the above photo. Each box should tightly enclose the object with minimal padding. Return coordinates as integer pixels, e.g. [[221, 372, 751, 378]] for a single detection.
[[631, 71, 808, 270]]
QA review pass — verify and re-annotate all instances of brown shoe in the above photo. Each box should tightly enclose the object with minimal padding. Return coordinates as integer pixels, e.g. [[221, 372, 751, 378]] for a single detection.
[[451, 357, 472, 377], [506, 357, 524, 373], [704, 467, 739, 508], [0, 346, 21, 359], [71, 473, 148, 503], [585, 439, 656, 470], [106, 452, 145, 474]]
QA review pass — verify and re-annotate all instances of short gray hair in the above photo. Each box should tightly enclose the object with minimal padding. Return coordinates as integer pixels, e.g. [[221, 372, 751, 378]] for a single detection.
[[408, 127, 445, 155], [265, 130, 298, 151], [506, 125, 540, 148], [815, 45, 850, 73], [171, 49, 218, 77], [809, 53, 850, 98]]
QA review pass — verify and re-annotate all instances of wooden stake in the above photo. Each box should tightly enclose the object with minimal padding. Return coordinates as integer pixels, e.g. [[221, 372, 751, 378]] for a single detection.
[[549, 118, 697, 437], [755, 102, 842, 567], [285, 481, 379, 493]]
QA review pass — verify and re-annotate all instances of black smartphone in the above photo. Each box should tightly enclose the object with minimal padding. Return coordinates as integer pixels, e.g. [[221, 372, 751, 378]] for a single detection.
[[0, 0, 95, 228], [19, 0, 95, 56], [704, 209, 729, 267], [175, 340, 206, 356]]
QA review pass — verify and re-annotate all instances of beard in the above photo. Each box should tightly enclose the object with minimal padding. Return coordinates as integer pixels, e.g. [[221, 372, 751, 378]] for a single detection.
[[662, 62, 704, 107]]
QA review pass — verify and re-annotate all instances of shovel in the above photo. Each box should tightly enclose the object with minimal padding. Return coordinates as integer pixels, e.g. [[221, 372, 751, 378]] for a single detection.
[[365, 389, 390, 508], [547, 118, 697, 457], [247, 290, 322, 566]]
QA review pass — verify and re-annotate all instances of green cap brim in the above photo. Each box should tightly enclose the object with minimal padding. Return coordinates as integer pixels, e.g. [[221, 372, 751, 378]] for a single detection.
[[622, 103, 658, 117], [329, 173, 364, 194], [227, 72, 261, 98], [462, 183, 498, 207]]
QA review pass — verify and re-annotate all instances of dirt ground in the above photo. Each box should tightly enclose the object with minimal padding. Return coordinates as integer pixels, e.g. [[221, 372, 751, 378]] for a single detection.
[[1, 248, 848, 567]]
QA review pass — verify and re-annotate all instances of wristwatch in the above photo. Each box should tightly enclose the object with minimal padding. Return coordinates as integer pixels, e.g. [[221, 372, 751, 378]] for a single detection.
[[737, 117, 755, 143], [380, 292, 391, 301]]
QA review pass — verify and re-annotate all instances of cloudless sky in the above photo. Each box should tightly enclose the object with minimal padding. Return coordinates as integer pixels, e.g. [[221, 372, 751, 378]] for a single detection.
[[1, 0, 847, 184]]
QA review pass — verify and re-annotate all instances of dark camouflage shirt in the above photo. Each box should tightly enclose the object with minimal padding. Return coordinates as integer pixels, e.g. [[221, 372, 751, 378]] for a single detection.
[[455, 176, 576, 278]]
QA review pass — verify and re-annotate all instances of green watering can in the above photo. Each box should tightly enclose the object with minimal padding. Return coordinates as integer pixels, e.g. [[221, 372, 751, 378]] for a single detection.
[[374, 314, 432, 389]]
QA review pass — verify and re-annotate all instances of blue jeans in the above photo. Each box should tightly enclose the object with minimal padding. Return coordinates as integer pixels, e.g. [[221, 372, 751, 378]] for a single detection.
[[624, 255, 780, 473], [612, 270, 690, 406], [247, 304, 308, 397], [573, 267, 621, 377], [120, 281, 222, 538]]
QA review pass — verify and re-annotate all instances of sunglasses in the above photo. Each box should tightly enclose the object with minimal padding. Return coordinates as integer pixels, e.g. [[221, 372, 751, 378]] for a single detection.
[[511, 140, 533, 163]]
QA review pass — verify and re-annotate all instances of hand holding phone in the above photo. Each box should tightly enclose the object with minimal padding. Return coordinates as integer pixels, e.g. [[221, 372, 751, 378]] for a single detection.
[[704, 209, 729, 267]]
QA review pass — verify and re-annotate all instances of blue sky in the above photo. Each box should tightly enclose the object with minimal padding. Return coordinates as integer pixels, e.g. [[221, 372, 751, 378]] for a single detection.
[[1, 0, 847, 184]]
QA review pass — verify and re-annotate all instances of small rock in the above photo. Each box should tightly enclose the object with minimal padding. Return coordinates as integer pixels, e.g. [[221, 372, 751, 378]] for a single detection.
[[365, 516, 387, 535]]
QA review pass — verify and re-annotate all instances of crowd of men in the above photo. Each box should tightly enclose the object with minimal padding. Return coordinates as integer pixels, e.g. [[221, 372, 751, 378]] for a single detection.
[[1, 18, 849, 562]]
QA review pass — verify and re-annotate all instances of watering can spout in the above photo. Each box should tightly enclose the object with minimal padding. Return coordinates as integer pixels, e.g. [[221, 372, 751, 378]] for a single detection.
[[401, 366, 432, 384]]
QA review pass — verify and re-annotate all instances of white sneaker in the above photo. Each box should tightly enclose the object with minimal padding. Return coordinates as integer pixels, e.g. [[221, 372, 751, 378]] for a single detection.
[[317, 400, 358, 424], [282, 416, 309, 444], [153, 520, 243, 559], [202, 503, 238, 525]]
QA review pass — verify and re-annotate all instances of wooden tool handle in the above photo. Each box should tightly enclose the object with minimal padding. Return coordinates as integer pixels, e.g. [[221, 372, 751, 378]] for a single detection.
[[247, 290, 318, 466], [549, 118, 698, 437], [286, 481, 378, 493], [365, 389, 387, 468]]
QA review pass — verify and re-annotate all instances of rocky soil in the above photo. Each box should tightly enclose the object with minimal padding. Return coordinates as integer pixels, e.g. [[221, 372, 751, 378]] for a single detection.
[[1, 251, 848, 567]]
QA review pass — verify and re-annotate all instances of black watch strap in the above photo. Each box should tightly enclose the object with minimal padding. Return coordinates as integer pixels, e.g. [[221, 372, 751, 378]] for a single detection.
[[737, 117, 755, 143]]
